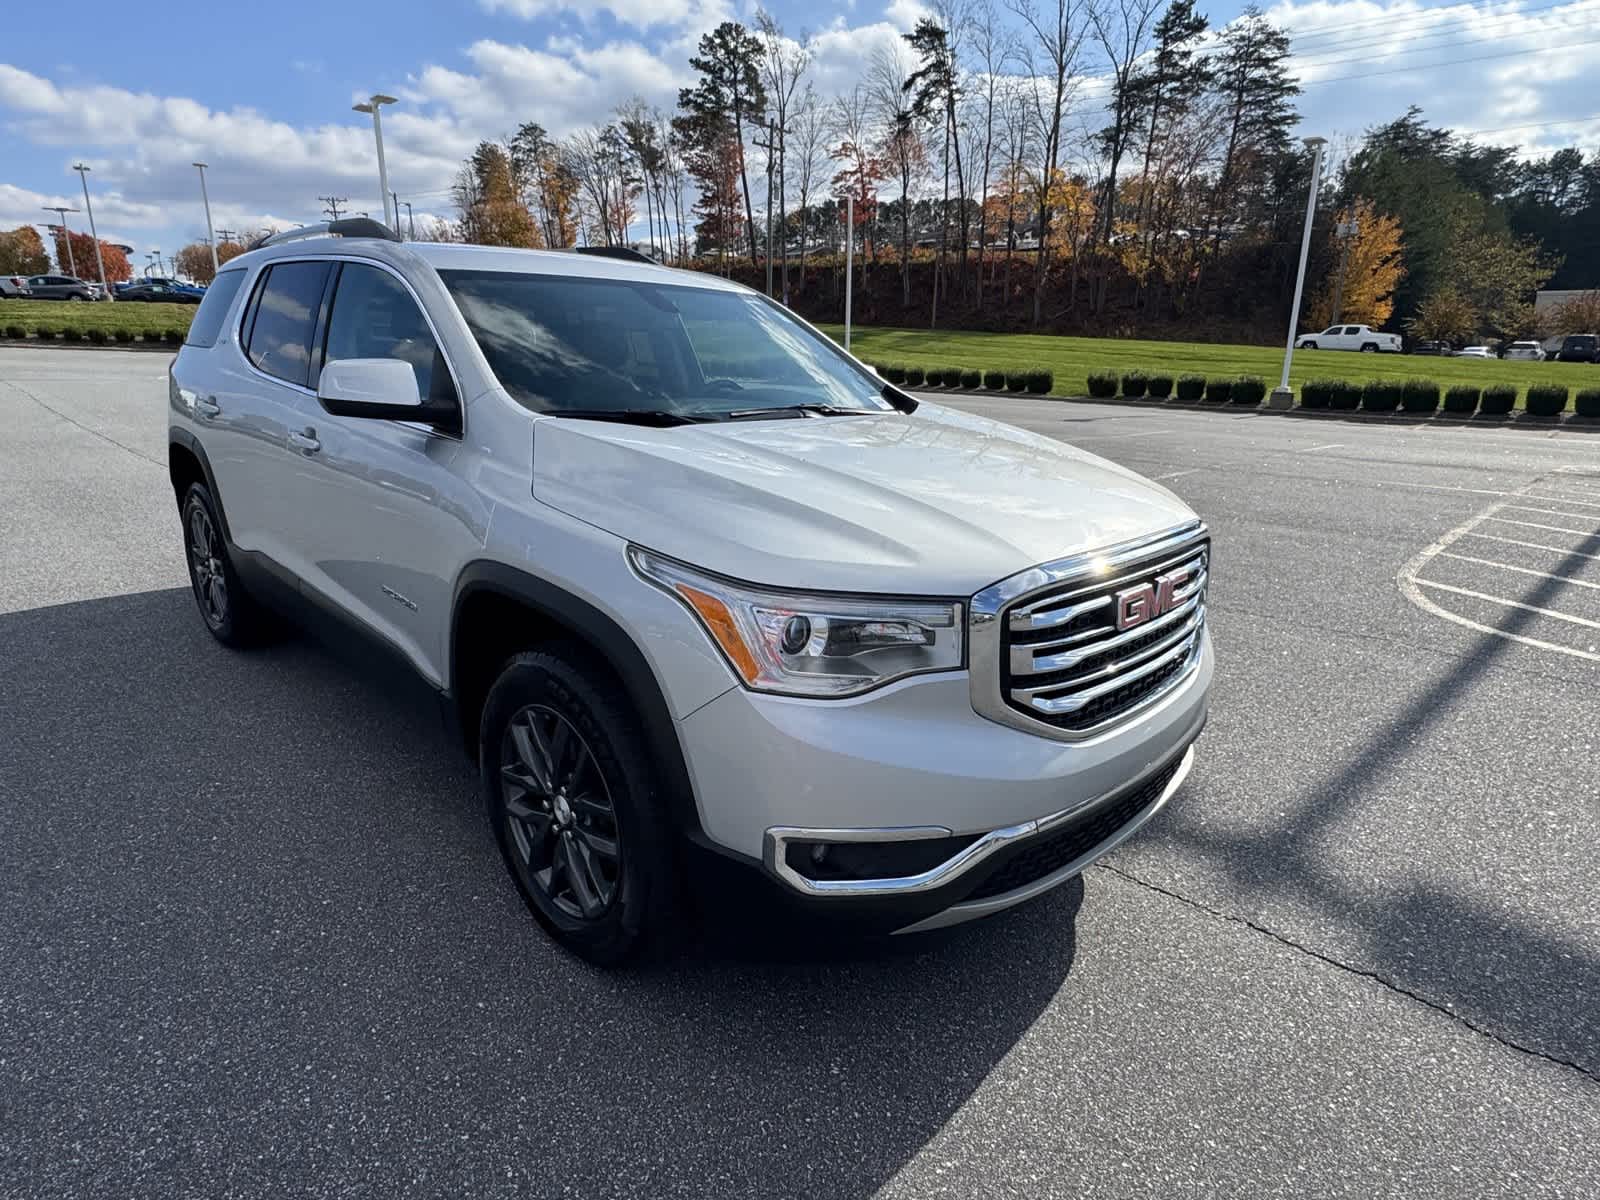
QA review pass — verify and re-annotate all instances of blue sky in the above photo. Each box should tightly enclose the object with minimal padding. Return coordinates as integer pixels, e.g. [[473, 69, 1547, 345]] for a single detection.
[[3, 0, 1597, 272]]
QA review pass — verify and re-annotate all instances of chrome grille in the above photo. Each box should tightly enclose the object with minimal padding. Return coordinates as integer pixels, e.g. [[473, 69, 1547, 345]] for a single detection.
[[969, 525, 1208, 738], [1004, 541, 1206, 731]]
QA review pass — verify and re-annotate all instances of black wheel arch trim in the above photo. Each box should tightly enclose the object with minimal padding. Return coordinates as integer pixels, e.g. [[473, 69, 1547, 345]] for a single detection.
[[168, 429, 234, 544], [450, 560, 708, 845]]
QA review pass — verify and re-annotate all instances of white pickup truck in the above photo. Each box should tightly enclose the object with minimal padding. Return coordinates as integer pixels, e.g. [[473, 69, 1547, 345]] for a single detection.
[[1294, 324, 1403, 353]]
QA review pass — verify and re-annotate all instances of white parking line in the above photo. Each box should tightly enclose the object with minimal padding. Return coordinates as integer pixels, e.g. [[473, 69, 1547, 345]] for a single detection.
[[1412, 580, 1600, 636], [1501, 503, 1600, 522], [1066, 428, 1177, 442], [1153, 468, 1202, 481], [1459, 531, 1600, 562], [1437, 552, 1600, 590], [1519, 491, 1600, 510], [1303, 442, 1345, 452], [1483, 514, 1599, 537]]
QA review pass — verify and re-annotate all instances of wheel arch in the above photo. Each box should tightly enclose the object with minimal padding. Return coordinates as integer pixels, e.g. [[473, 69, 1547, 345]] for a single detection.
[[168, 430, 234, 544], [449, 561, 703, 840]]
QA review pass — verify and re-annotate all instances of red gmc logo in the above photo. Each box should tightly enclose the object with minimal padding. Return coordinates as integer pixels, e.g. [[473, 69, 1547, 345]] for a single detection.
[[1115, 564, 1199, 631]]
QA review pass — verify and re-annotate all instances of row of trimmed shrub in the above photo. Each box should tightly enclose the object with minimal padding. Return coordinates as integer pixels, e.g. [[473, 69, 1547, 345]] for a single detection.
[[876, 363, 1054, 394], [1088, 369, 1268, 406], [1300, 378, 1600, 418], [3, 323, 184, 345]]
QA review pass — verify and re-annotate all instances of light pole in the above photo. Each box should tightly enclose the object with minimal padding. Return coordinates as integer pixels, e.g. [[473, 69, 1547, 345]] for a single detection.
[[844, 193, 854, 353], [352, 94, 398, 229], [43, 205, 80, 277], [193, 162, 219, 276], [1271, 135, 1327, 410], [400, 200, 415, 241], [71, 165, 112, 301]]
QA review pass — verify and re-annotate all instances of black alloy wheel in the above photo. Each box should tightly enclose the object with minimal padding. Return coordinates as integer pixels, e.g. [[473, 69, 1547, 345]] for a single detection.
[[499, 705, 622, 921], [185, 496, 229, 631]]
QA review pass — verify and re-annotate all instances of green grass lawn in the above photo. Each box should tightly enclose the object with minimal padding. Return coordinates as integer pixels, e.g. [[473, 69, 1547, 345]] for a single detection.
[[821, 324, 1600, 403], [0, 298, 195, 339]]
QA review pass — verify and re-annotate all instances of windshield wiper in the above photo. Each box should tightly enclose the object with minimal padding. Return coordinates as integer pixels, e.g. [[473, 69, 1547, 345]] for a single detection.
[[722, 403, 872, 420], [544, 408, 718, 427]]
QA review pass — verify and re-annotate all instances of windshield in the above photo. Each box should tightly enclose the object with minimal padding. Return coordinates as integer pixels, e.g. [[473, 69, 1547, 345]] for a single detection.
[[440, 269, 894, 419]]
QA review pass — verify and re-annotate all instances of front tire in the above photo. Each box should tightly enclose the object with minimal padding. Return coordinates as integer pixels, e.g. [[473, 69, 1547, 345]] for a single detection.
[[1300, 340, 1317, 350], [480, 648, 678, 966], [180, 482, 270, 646]]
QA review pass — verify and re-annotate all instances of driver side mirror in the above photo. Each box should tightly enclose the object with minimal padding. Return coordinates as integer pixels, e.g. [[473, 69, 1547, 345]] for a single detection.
[[317, 357, 457, 430]]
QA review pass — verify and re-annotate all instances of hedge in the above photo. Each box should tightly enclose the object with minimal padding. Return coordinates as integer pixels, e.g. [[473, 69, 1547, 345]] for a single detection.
[[1525, 384, 1568, 417], [1361, 380, 1402, 412], [1443, 384, 1480, 414], [882, 363, 906, 384], [1300, 379, 1335, 409], [61, 327, 83, 343], [1481, 384, 1516, 415], [1576, 388, 1600, 418], [1025, 369, 1053, 394], [1232, 376, 1265, 406], [1120, 370, 1149, 399], [1328, 381, 1362, 410], [903, 365, 925, 387], [1176, 374, 1206, 401], [1147, 373, 1174, 398], [984, 368, 1006, 390], [1401, 379, 1440, 414], [960, 368, 982, 390], [1087, 370, 1118, 398], [114, 328, 135, 344], [938, 366, 962, 387], [3, 323, 25, 340], [1203, 378, 1232, 403], [1005, 370, 1028, 392]]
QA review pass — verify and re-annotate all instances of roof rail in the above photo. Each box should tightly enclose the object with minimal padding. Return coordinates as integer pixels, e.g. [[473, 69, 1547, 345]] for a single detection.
[[574, 245, 661, 265], [254, 217, 402, 250]]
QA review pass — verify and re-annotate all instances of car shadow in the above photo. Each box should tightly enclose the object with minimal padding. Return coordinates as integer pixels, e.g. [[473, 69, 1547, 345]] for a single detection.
[[1144, 527, 1600, 1077], [0, 587, 1082, 1198]]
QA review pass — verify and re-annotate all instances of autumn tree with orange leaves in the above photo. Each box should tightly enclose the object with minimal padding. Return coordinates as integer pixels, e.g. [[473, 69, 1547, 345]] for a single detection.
[[1307, 198, 1405, 328]]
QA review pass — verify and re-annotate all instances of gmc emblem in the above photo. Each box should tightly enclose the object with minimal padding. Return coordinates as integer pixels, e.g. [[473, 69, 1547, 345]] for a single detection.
[[1115, 565, 1198, 631]]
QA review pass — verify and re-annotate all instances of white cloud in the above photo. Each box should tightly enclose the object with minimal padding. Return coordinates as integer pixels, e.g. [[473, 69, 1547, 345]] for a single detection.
[[479, 0, 730, 30]]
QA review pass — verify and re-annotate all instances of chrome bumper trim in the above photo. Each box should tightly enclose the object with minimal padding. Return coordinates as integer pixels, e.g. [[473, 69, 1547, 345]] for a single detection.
[[893, 742, 1194, 934], [761, 741, 1197, 899]]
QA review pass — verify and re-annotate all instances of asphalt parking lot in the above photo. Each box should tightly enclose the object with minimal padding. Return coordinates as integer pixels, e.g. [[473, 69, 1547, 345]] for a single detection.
[[3, 347, 1598, 1198]]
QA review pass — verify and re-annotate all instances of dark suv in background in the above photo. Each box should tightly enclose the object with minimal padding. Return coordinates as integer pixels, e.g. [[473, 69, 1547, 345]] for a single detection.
[[1555, 334, 1598, 363], [25, 274, 98, 301]]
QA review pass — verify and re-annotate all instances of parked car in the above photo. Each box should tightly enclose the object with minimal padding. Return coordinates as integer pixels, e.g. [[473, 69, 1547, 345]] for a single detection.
[[1503, 341, 1546, 361], [120, 281, 202, 304], [1294, 324, 1403, 353], [0, 275, 32, 298], [1409, 340, 1452, 356], [24, 274, 98, 301], [167, 220, 1213, 963], [1555, 334, 1599, 363], [1454, 346, 1494, 359]]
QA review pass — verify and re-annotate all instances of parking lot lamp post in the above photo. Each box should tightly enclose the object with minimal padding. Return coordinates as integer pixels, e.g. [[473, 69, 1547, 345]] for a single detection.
[[193, 163, 219, 276], [43, 206, 80, 277], [1271, 135, 1327, 410], [844, 192, 854, 352], [71, 166, 113, 301], [352, 95, 398, 230]]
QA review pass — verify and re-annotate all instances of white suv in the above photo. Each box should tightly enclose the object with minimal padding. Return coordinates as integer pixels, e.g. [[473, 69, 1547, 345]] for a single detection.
[[167, 220, 1212, 963]]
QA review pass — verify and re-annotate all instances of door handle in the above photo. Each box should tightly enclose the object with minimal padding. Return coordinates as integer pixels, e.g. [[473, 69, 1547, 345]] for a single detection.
[[288, 428, 321, 454], [194, 397, 221, 418]]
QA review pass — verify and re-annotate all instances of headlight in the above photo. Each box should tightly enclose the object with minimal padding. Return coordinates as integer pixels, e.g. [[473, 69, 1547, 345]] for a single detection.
[[629, 547, 963, 697]]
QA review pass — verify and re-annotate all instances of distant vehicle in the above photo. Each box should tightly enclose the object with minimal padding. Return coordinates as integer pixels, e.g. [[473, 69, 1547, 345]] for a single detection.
[[0, 275, 32, 298], [1295, 324, 1403, 353], [1555, 334, 1598, 363], [1454, 346, 1494, 359], [24, 274, 98, 301], [1409, 340, 1452, 356], [1503, 341, 1546, 361], [119, 281, 202, 304]]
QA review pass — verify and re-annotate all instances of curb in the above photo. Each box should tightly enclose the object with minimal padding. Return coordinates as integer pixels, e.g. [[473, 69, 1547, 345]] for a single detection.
[[0, 338, 176, 353]]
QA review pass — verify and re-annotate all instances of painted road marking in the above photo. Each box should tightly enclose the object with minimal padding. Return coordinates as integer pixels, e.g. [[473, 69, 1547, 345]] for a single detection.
[[1459, 531, 1600, 562], [1437, 552, 1600, 591], [1153, 468, 1202, 481], [1398, 475, 1600, 664], [1303, 442, 1345, 452]]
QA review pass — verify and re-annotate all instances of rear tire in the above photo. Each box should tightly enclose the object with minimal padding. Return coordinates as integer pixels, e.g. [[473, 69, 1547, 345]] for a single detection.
[[1361, 343, 1378, 353], [179, 483, 271, 647], [480, 648, 679, 966]]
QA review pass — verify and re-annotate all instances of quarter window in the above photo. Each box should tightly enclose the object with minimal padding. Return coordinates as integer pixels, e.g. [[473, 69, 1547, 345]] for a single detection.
[[244, 261, 332, 387], [185, 269, 247, 348], [321, 263, 442, 401]]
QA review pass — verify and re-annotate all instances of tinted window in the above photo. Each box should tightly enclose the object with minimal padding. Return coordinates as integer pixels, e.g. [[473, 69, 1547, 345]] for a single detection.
[[245, 262, 331, 387], [322, 264, 441, 401], [441, 270, 892, 417], [184, 269, 246, 347], [1342, 327, 1361, 335]]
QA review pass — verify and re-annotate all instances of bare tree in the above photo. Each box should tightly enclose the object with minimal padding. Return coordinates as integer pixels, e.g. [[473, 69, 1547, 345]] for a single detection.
[[870, 38, 924, 308], [757, 9, 812, 302], [1008, 0, 1089, 326], [789, 86, 831, 288], [968, 1, 1013, 309]]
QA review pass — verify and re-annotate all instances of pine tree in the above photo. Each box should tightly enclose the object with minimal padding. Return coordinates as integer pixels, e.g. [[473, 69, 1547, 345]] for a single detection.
[[1206, 5, 1299, 251], [675, 22, 768, 265]]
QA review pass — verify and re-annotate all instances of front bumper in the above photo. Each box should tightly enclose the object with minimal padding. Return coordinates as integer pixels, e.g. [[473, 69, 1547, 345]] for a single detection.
[[675, 627, 1211, 931]]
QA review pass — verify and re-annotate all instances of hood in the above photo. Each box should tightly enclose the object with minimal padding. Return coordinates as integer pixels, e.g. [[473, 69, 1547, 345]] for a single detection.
[[531, 403, 1198, 595]]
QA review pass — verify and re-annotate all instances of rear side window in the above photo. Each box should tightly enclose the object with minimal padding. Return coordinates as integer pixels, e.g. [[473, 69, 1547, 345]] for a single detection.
[[184, 270, 247, 348], [244, 261, 332, 387], [322, 263, 443, 401]]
